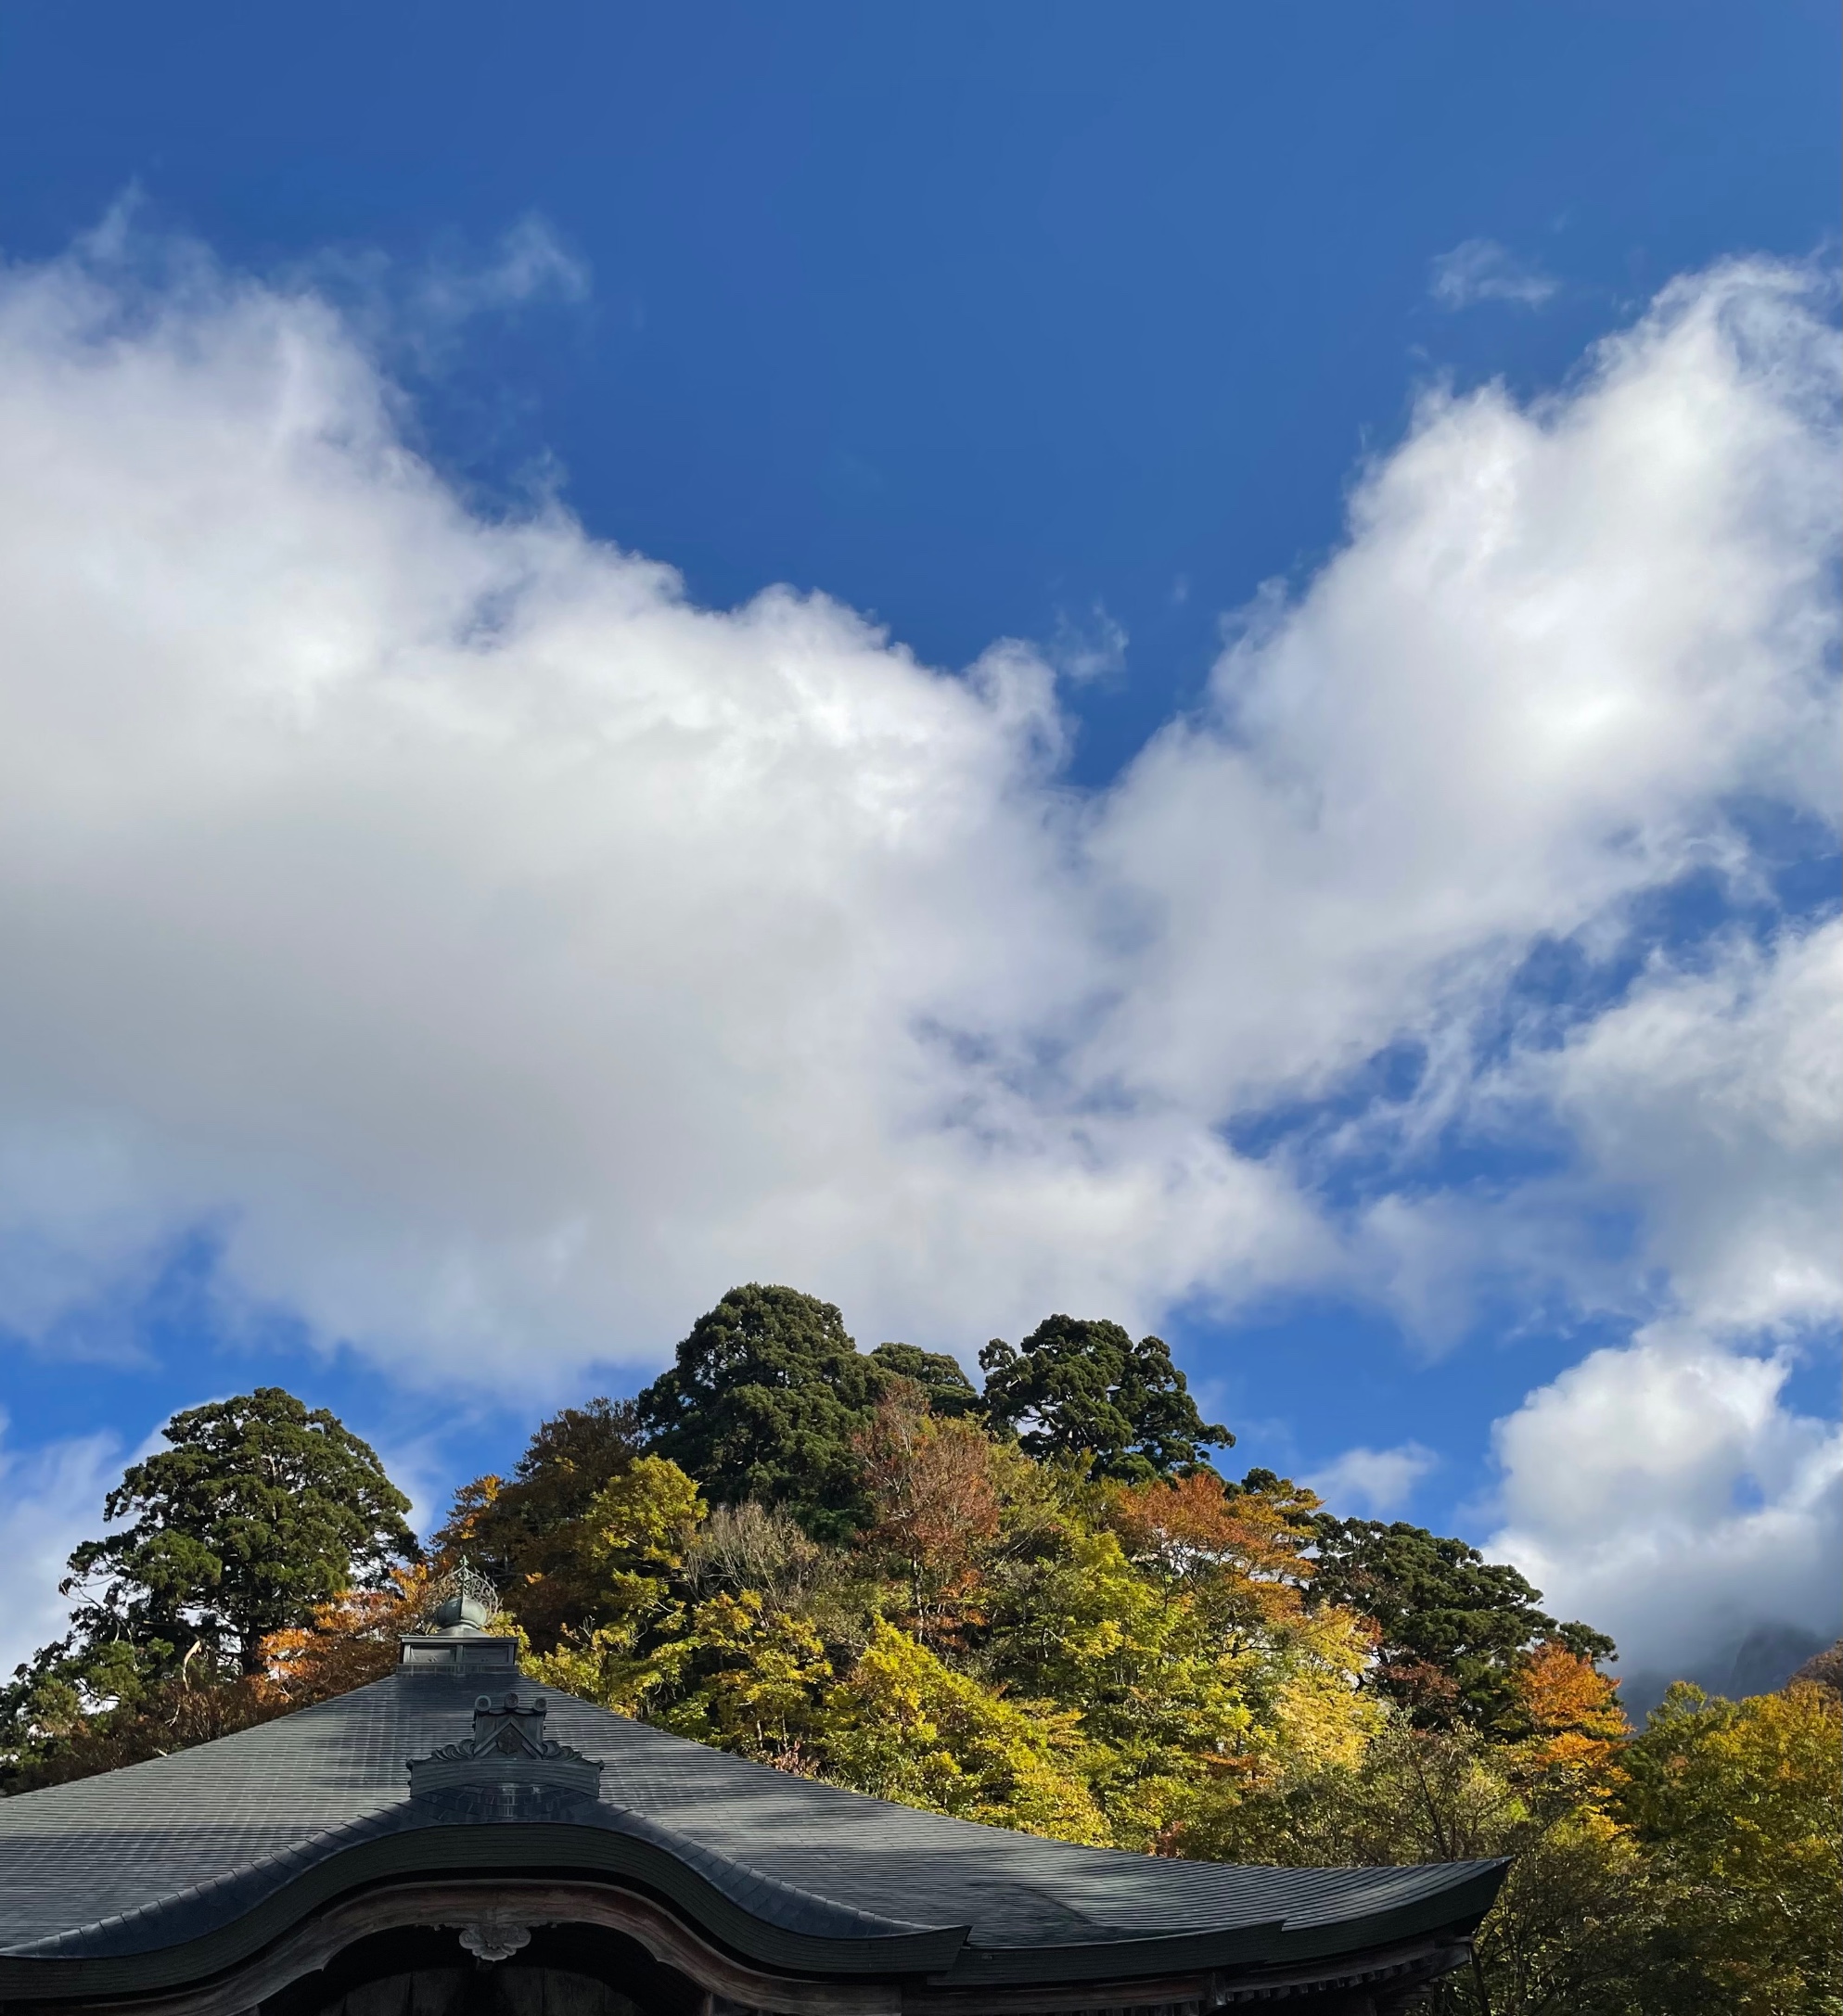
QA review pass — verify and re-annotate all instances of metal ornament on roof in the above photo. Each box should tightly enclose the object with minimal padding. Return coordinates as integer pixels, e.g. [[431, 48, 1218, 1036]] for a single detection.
[[417, 1559, 501, 1637]]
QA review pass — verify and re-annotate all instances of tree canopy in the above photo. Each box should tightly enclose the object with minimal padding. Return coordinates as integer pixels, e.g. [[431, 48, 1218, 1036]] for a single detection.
[[1, 1387, 421, 1791], [6, 1291, 1835, 2016], [979, 1316, 1232, 1483], [1309, 1515, 1615, 1728], [634, 1285, 889, 1540], [434, 1396, 646, 1650], [634, 1297, 1233, 1534], [867, 1340, 982, 1417], [59, 1386, 418, 1679]]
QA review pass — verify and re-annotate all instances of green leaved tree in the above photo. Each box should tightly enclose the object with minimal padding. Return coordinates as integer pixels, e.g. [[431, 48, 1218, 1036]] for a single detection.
[[634, 1285, 890, 1540], [866, 1341, 982, 1417], [1309, 1516, 1615, 1728], [979, 1316, 1232, 1484], [1, 1387, 420, 1791], [58, 1386, 420, 1679]]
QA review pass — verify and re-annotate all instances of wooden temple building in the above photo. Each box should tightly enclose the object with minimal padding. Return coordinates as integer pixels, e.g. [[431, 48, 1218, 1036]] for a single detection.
[[0, 1600, 1504, 2016]]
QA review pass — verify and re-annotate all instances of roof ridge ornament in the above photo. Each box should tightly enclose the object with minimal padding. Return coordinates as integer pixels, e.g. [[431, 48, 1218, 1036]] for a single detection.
[[398, 1558, 520, 1673], [464, 1690, 556, 1757], [419, 1559, 501, 1636], [407, 1689, 604, 1813]]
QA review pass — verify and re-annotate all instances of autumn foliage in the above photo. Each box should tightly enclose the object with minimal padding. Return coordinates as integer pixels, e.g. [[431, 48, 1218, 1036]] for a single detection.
[[3, 1295, 1837, 2016]]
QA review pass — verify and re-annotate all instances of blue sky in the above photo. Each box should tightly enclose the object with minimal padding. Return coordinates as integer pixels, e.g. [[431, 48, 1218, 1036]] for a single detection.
[[0, 2, 1837, 1693]]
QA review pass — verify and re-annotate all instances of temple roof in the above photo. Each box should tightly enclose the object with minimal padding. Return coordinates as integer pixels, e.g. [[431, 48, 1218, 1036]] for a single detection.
[[0, 1662, 1504, 2000]]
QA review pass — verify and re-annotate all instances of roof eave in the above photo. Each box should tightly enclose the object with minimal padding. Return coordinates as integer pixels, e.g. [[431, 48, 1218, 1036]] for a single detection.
[[0, 1827, 1509, 2009]]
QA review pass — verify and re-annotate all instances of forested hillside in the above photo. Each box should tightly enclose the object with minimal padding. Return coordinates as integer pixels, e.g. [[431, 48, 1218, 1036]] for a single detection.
[[4, 1286, 1837, 2014]]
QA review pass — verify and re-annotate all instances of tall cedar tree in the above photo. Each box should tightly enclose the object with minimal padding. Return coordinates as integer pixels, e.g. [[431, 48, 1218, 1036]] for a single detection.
[[59, 1387, 419, 1678], [1310, 1516, 1616, 1728], [866, 1342, 982, 1417], [636, 1285, 892, 1539], [979, 1316, 1232, 1483]]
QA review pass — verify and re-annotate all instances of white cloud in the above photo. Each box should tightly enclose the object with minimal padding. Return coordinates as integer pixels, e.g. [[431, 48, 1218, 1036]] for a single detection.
[[1491, 1333, 1842, 1678], [1090, 262, 1837, 1130], [0, 1423, 120, 1681], [0, 236, 1835, 1669], [408, 213, 591, 325], [1481, 917, 1843, 1675], [1534, 920, 1843, 1337], [1308, 1441, 1437, 1516], [1048, 603, 1130, 683], [1358, 916, 1843, 1351], [1430, 237, 1559, 309], [0, 233, 1323, 1377]]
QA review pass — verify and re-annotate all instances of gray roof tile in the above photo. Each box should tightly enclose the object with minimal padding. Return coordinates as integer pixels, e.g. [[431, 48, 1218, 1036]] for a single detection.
[[0, 1665, 1502, 1976]]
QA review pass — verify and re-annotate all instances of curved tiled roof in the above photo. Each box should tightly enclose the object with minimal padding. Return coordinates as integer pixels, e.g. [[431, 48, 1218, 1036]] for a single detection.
[[0, 1665, 1504, 1999]]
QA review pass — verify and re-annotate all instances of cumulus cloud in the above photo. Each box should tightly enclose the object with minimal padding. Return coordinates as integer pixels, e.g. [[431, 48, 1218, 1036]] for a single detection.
[[0, 236, 1835, 1669], [1484, 917, 1843, 1673], [1533, 920, 1843, 1337], [1308, 1442, 1437, 1516], [0, 235, 1319, 1375], [1096, 264, 1836, 1125], [1491, 1334, 1842, 1680], [1429, 236, 1559, 309]]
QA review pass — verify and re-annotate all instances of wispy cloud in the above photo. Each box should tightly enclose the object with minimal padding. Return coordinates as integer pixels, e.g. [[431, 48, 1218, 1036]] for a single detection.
[[287, 211, 592, 374], [1308, 1442, 1438, 1516], [0, 1423, 120, 1680], [1048, 602, 1129, 683], [1429, 236, 1559, 309], [413, 212, 590, 324]]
